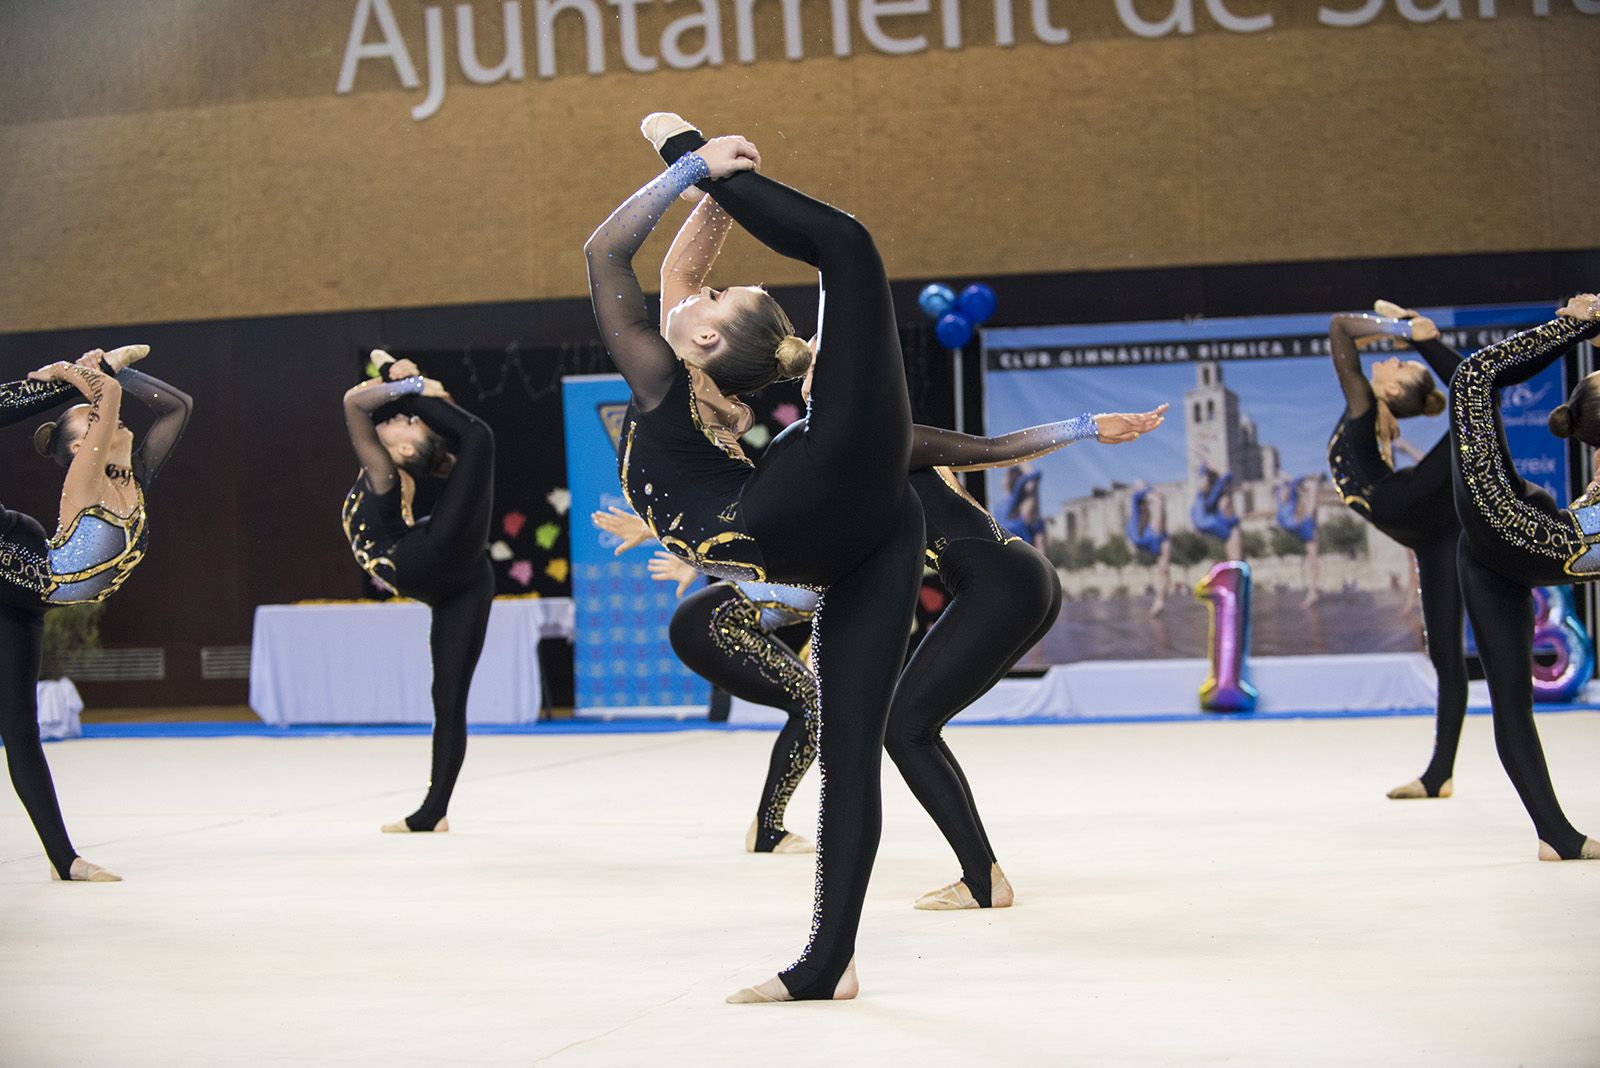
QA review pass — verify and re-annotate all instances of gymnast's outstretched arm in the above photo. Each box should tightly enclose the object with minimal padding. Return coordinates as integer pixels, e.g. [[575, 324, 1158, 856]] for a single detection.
[[909, 404, 1168, 472]]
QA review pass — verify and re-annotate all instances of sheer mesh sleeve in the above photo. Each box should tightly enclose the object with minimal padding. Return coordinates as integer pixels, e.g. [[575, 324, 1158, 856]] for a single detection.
[[1328, 313, 1411, 417], [585, 155, 711, 410], [119, 369, 193, 486], [344, 377, 426, 494], [909, 417, 1097, 472]]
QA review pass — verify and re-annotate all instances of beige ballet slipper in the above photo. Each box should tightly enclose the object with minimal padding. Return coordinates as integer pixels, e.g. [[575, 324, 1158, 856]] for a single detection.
[[50, 857, 122, 882], [381, 816, 449, 834], [1537, 837, 1600, 861], [640, 112, 697, 152], [744, 818, 814, 855], [1386, 778, 1451, 799], [727, 959, 857, 1004], [103, 344, 150, 373]]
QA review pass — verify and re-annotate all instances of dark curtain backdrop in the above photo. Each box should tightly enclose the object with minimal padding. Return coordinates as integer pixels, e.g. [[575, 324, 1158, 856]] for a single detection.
[[1, 248, 1592, 705]]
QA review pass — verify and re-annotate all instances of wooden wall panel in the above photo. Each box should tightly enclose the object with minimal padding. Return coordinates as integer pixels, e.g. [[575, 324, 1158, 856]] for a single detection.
[[1, 2, 1597, 333]]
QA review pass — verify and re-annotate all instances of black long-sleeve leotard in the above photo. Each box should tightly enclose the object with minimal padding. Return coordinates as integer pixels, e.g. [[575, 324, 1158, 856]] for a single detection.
[[1450, 313, 1600, 859], [342, 376, 497, 831], [590, 145, 925, 999], [1324, 322, 1467, 797]]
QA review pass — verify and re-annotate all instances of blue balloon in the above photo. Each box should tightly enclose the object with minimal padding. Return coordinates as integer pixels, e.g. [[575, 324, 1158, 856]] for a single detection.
[[918, 284, 956, 320], [957, 283, 997, 326], [935, 312, 974, 349]]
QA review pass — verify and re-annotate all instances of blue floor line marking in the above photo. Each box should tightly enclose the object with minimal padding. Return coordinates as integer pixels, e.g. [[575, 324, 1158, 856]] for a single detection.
[[40, 702, 1600, 741]]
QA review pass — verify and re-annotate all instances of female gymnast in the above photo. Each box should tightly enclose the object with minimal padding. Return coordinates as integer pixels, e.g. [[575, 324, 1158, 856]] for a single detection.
[[1191, 464, 1243, 560], [589, 121, 927, 1002], [1126, 481, 1172, 616], [341, 353, 495, 834], [594, 505, 820, 856], [1448, 294, 1600, 860], [1275, 473, 1323, 607], [1325, 304, 1465, 800], [2, 345, 191, 881]]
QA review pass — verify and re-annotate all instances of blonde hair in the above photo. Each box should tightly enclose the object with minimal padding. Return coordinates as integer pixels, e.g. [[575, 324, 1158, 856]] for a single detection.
[[706, 290, 812, 394]]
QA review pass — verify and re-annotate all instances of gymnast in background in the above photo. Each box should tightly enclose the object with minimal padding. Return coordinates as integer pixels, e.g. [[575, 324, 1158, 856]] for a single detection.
[[1448, 295, 1600, 860], [1191, 464, 1242, 561], [1, 345, 191, 882], [341, 353, 495, 835], [1325, 302, 1463, 801]]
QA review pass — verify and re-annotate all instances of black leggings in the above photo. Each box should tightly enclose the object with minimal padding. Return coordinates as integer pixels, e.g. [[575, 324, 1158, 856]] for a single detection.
[[664, 138, 925, 998], [386, 397, 497, 830], [884, 538, 1061, 905], [0, 596, 77, 878], [1408, 531, 1469, 795], [1456, 544, 1584, 855], [669, 584, 817, 849]]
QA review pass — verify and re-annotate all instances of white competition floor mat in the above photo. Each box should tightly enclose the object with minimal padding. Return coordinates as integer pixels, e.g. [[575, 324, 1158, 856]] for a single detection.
[[4, 714, 1598, 1065]]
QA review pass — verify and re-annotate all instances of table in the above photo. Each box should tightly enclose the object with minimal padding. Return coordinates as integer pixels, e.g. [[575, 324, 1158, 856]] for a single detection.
[[250, 598, 574, 726]]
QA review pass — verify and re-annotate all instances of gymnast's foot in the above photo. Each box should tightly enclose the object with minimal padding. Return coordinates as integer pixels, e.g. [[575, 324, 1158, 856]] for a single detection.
[[1386, 777, 1452, 800], [50, 857, 122, 882], [1537, 837, 1600, 861], [1373, 300, 1417, 321], [381, 816, 450, 833], [745, 819, 814, 854], [641, 112, 699, 152], [103, 344, 150, 373], [914, 863, 1014, 910], [1149, 596, 1167, 618], [727, 958, 858, 1004]]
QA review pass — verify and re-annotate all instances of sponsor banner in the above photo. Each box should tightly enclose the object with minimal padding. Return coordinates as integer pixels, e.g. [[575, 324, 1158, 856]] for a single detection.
[[561, 375, 708, 715]]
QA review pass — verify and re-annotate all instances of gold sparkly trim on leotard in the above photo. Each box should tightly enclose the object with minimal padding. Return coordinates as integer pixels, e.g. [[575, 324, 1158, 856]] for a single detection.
[[710, 585, 817, 833], [1452, 316, 1598, 574], [45, 486, 148, 604], [341, 485, 401, 595], [924, 466, 1018, 571]]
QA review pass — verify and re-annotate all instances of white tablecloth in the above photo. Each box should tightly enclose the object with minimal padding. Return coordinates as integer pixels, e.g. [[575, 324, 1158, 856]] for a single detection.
[[250, 599, 574, 726]]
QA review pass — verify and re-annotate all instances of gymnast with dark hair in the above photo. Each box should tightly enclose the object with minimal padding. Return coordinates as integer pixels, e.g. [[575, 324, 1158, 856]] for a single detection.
[[1325, 302, 1466, 800], [341, 352, 496, 835], [1, 344, 192, 882], [1448, 294, 1600, 860]]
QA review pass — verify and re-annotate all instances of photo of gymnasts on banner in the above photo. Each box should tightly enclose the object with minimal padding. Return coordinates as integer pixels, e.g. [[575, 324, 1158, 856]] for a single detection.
[[983, 304, 1573, 666]]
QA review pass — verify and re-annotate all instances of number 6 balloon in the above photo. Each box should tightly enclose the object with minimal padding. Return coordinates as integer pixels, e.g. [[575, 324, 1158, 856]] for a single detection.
[[1195, 560, 1258, 713]]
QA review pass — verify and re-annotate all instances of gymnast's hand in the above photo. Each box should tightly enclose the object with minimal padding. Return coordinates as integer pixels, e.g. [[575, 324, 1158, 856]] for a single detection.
[[694, 136, 760, 180], [1094, 403, 1168, 444], [648, 550, 699, 598], [1559, 294, 1600, 321], [387, 358, 422, 380], [590, 506, 653, 555]]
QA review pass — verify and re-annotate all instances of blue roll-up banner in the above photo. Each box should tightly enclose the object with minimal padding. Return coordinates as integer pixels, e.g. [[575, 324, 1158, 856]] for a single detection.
[[561, 375, 709, 717]]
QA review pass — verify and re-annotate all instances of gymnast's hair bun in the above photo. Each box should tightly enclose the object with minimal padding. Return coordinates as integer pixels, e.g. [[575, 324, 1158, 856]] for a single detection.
[[1422, 390, 1446, 418], [33, 421, 57, 458], [1549, 404, 1574, 438], [775, 335, 814, 380]]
